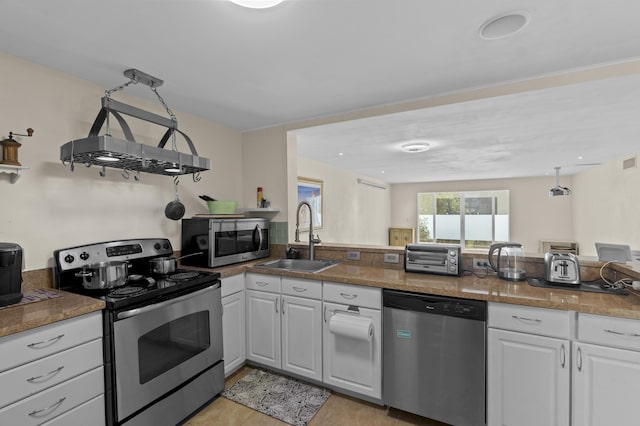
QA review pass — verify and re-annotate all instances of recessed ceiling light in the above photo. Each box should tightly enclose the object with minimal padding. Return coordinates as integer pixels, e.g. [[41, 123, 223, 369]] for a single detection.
[[401, 141, 430, 153], [229, 0, 285, 9], [338, 152, 344, 156], [479, 12, 529, 40]]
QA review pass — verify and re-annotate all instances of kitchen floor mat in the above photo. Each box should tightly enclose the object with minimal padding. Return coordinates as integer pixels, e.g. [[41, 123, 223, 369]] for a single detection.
[[222, 368, 330, 426]]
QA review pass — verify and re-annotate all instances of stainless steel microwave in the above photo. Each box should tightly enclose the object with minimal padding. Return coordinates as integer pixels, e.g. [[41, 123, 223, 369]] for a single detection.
[[181, 217, 270, 268]]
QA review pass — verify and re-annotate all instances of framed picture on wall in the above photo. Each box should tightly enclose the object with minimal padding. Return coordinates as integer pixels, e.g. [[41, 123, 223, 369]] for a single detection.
[[297, 177, 323, 230]]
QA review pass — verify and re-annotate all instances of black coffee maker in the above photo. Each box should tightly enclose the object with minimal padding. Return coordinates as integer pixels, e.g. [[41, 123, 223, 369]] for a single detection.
[[0, 243, 23, 307]]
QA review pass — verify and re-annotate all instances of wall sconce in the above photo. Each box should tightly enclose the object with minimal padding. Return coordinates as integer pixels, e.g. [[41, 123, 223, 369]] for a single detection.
[[1, 128, 34, 166]]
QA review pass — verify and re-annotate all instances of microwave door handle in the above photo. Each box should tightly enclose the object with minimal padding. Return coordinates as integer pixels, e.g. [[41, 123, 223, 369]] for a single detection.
[[254, 223, 263, 251]]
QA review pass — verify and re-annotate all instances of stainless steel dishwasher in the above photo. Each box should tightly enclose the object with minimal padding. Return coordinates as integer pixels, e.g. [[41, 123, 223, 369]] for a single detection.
[[383, 289, 487, 426]]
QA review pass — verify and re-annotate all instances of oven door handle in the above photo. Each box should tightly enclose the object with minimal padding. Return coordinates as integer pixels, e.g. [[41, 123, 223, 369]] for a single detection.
[[116, 285, 216, 320]]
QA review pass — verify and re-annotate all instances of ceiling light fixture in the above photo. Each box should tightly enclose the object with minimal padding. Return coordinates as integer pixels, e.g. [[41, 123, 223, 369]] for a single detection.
[[479, 12, 529, 40], [401, 141, 430, 153], [229, 0, 285, 8]]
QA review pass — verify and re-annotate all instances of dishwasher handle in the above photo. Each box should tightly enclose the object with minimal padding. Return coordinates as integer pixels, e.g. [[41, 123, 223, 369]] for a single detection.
[[383, 289, 487, 321]]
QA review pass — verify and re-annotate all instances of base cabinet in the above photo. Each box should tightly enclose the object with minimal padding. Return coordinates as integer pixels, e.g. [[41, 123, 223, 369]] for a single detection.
[[488, 328, 569, 426], [487, 303, 571, 426], [246, 288, 281, 369], [221, 274, 246, 377], [281, 295, 322, 382]]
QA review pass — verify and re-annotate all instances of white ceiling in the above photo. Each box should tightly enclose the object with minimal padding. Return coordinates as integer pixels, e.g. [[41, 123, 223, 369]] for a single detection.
[[2, 0, 640, 183]]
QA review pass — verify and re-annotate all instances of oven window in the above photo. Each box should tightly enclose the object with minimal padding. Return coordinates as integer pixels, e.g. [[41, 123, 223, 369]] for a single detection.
[[138, 311, 211, 384], [215, 228, 268, 257]]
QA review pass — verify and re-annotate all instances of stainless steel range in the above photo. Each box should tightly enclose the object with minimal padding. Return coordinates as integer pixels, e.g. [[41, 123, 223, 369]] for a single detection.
[[53, 238, 224, 426]]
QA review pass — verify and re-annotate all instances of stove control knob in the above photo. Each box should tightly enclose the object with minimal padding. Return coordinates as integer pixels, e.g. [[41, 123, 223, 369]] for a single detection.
[[64, 254, 75, 264], [163, 242, 170, 250], [154, 243, 161, 251], [80, 252, 90, 261]]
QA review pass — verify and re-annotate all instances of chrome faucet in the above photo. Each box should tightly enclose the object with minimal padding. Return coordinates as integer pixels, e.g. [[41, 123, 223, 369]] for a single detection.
[[295, 201, 321, 260]]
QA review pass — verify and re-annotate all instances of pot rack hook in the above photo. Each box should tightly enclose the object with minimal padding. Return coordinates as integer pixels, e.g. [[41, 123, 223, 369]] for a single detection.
[[134, 171, 141, 181], [193, 172, 201, 182], [121, 168, 130, 180], [99, 166, 106, 177]]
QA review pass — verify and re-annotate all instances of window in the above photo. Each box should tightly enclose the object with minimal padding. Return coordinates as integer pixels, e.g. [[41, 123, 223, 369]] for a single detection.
[[417, 190, 509, 249]]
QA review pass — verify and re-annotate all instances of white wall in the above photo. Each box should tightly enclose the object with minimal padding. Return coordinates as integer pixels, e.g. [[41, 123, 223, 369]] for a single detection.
[[0, 52, 243, 270], [297, 157, 390, 245], [573, 154, 640, 256], [390, 176, 574, 254]]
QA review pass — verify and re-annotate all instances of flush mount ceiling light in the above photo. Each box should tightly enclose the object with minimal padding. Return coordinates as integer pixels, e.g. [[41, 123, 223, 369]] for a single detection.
[[401, 141, 430, 153], [229, 0, 285, 8], [479, 12, 529, 40]]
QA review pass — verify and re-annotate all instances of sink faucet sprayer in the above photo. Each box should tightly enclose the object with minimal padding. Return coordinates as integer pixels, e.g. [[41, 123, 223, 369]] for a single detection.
[[295, 201, 321, 260]]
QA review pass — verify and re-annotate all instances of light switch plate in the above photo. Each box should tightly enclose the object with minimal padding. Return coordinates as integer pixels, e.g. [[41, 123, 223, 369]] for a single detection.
[[346, 251, 361, 260], [384, 253, 400, 263]]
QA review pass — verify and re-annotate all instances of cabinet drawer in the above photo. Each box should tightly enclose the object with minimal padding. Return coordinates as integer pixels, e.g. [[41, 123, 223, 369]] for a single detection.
[[0, 366, 104, 426], [246, 273, 281, 293], [221, 273, 245, 298], [0, 312, 102, 373], [282, 277, 322, 300], [488, 302, 571, 339], [323, 282, 381, 309], [578, 313, 640, 351], [0, 338, 103, 408], [41, 394, 104, 426]]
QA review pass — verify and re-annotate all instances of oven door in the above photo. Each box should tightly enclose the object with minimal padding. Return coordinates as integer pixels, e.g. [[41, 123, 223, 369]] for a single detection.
[[112, 284, 222, 422]]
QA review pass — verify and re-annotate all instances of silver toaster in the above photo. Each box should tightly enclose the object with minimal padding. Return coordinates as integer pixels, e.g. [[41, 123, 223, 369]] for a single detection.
[[544, 252, 581, 285]]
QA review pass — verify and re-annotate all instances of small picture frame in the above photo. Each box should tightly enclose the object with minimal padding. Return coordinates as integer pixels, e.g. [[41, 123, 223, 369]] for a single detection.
[[297, 177, 323, 230]]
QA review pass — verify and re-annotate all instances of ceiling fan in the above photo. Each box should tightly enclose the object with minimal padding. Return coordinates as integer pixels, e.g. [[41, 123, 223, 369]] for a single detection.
[[549, 166, 572, 197]]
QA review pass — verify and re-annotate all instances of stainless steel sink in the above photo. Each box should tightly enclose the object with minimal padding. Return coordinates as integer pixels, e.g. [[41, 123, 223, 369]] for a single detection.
[[256, 258, 339, 273]]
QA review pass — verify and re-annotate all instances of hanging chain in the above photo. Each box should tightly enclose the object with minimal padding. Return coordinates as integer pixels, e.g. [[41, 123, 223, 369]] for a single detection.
[[105, 77, 138, 98], [151, 86, 178, 151]]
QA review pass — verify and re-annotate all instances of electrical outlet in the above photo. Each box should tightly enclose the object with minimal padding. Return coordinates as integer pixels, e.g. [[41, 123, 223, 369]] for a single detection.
[[346, 251, 361, 261], [473, 258, 490, 269], [384, 253, 400, 263]]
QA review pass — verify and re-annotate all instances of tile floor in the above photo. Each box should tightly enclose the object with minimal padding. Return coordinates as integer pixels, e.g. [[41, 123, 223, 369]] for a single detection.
[[185, 366, 449, 426]]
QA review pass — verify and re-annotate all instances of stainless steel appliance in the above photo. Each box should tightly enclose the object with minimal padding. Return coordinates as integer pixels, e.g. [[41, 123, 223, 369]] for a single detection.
[[0, 242, 23, 307], [383, 290, 486, 426], [181, 217, 270, 268], [404, 243, 461, 275], [488, 242, 526, 281], [545, 252, 581, 285], [54, 238, 223, 426]]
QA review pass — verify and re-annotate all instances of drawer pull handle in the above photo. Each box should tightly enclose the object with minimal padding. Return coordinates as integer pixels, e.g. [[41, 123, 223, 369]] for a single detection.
[[27, 366, 65, 383], [292, 286, 307, 293], [28, 397, 66, 418], [27, 334, 64, 349], [340, 292, 357, 299], [256, 281, 269, 287], [604, 329, 640, 338], [512, 315, 542, 324], [560, 344, 566, 368]]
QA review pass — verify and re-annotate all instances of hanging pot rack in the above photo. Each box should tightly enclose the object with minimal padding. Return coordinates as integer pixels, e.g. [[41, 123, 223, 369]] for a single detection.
[[60, 69, 210, 181]]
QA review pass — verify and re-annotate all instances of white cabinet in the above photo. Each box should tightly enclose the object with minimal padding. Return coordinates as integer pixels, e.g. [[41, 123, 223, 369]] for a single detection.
[[487, 303, 571, 426], [322, 282, 382, 401], [281, 289, 322, 382], [0, 311, 104, 426], [572, 313, 640, 426], [221, 274, 246, 377], [245, 273, 323, 382], [246, 288, 281, 369]]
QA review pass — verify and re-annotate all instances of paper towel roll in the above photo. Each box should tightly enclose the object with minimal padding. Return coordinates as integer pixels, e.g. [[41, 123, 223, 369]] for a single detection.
[[329, 312, 374, 342]]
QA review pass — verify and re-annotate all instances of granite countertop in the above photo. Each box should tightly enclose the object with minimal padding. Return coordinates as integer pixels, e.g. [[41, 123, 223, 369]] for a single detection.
[[246, 261, 640, 321], [3, 255, 639, 339], [0, 290, 105, 338]]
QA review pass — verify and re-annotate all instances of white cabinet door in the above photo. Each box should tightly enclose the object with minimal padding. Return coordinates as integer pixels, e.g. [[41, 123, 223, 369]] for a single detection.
[[488, 328, 570, 426], [322, 301, 382, 400], [245, 289, 281, 369], [281, 295, 322, 382], [572, 342, 640, 426], [222, 289, 246, 377]]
